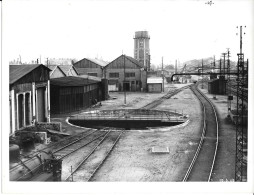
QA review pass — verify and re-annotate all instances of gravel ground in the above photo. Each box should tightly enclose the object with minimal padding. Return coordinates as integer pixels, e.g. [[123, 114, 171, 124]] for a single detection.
[[91, 84, 202, 181], [50, 82, 237, 182], [198, 84, 237, 181]]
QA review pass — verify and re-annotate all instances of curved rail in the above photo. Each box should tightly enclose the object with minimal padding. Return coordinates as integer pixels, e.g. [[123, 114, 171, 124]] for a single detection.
[[13, 84, 192, 181], [183, 82, 219, 181], [10, 129, 94, 171], [142, 85, 192, 109], [182, 97, 206, 181]]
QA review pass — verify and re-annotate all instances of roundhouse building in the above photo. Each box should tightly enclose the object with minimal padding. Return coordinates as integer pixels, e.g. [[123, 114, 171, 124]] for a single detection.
[[9, 64, 51, 134], [73, 58, 108, 78], [104, 55, 147, 92]]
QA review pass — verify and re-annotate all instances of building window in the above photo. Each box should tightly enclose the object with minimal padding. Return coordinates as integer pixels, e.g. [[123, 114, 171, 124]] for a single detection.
[[109, 72, 119, 78], [88, 72, 98, 77], [125, 72, 135, 78]]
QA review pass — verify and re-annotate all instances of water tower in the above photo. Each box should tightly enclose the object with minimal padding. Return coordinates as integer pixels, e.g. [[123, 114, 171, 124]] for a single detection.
[[134, 31, 150, 70]]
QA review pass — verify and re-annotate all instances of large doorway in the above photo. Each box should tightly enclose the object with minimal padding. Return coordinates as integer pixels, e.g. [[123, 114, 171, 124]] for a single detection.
[[37, 87, 46, 122], [18, 94, 24, 128], [123, 82, 130, 92], [25, 93, 30, 126]]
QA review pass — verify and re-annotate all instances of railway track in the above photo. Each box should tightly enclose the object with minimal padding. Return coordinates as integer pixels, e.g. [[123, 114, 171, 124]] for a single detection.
[[12, 84, 191, 181], [142, 85, 192, 109], [10, 128, 95, 171], [64, 130, 124, 182], [14, 129, 105, 181], [183, 83, 219, 182]]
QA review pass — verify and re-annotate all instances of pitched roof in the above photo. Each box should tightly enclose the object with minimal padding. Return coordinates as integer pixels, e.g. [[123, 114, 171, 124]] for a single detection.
[[9, 64, 50, 84], [50, 76, 99, 87], [58, 65, 78, 75], [47, 65, 66, 76], [86, 58, 109, 67], [104, 55, 144, 69], [124, 55, 143, 68]]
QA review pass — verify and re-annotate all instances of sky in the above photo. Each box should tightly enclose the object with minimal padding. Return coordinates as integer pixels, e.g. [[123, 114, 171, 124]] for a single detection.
[[3, 0, 254, 66]]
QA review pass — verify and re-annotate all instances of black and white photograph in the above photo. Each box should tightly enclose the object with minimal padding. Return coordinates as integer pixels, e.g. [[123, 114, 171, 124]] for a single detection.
[[1, 0, 254, 194]]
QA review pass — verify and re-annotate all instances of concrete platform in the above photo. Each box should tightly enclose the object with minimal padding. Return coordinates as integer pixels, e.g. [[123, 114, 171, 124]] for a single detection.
[[151, 146, 169, 154]]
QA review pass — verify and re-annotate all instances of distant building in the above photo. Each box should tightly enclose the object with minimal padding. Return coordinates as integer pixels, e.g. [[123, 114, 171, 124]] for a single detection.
[[73, 58, 108, 78], [58, 65, 79, 76], [9, 64, 51, 134], [104, 55, 147, 92], [134, 31, 150, 70], [47, 65, 66, 78], [147, 77, 163, 93]]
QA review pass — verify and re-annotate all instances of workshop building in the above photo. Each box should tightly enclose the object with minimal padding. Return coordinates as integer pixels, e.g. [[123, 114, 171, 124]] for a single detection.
[[73, 58, 108, 78], [104, 55, 147, 92]]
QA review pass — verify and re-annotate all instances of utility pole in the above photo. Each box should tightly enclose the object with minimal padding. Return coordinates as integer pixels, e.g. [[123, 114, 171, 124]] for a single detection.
[[235, 25, 247, 182], [219, 59, 222, 74], [201, 59, 204, 89], [227, 48, 232, 117], [123, 54, 126, 105], [162, 57, 164, 92], [221, 53, 227, 75], [19, 55, 22, 64], [175, 59, 178, 82], [213, 55, 216, 71]]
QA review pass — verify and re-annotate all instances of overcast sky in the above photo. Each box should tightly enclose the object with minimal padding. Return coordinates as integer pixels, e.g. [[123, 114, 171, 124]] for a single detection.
[[4, 0, 254, 65]]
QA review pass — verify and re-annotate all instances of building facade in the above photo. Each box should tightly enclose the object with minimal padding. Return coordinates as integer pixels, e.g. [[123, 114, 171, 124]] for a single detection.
[[9, 65, 51, 134], [50, 76, 108, 114], [134, 31, 150, 70], [104, 55, 147, 92], [73, 58, 108, 78]]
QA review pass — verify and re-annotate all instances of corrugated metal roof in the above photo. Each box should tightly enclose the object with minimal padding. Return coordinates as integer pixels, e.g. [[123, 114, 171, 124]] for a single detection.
[[87, 58, 109, 67], [47, 65, 66, 77], [47, 65, 57, 71], [125, 55, 143, 68], [50, 76, 99, 87], [79, 74, 101, 82], [58, 65, 72, 75], [104, 55, 144, 69], [147, 77, 163, 84], [9, 64, 49, 84]]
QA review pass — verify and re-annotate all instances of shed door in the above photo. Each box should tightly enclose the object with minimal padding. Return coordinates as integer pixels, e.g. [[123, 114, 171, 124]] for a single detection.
[[148, 84, 162, 92], [37, 87, 46, 122]]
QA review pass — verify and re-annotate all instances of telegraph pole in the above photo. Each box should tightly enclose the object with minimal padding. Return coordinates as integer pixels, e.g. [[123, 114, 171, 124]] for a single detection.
[[201, 59, 204, 89], [221, 53, 227, 75], [162, 57, 164, 92], [213, 55, 216, 71], [235, 25, 247, 182], [219, 59, 222, 74], [227, 48, 232, 116], [123, 54, 126, 105]]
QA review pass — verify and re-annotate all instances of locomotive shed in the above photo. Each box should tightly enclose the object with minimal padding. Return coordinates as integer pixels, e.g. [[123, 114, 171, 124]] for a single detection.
[[49, 83, 236, 182]]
